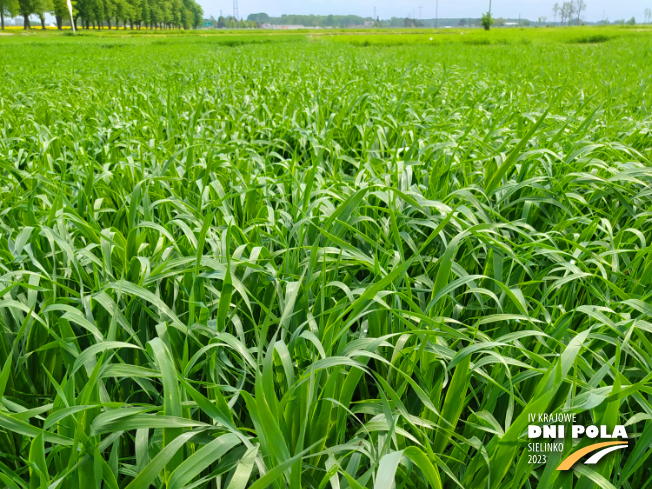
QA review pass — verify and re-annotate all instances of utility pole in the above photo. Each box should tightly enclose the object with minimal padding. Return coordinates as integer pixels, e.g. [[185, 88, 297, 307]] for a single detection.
[[435, 0, 438, 28], [233, 0, 238, 20], [419, 5, 422, 21], [489, 0, 492, 15]]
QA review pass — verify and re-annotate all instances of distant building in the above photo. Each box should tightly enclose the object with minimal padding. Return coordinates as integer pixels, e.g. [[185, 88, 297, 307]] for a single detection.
[[347, 21, 375, 28], [260, 23, 314, 29]]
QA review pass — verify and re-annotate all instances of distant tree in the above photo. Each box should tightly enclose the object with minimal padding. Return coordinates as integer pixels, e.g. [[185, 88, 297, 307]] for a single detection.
[[84, 0, 99, 27], [104, 0, 116, 28], [561, 1, 574, 25], [129, 0, 140, 28], [538, 16, 547, 24], [247, 12, 268, 23], [1, 0, 19, 29], [552, 3, 560, 24], [140, 0, 149, 27], [644, 8, 651, 23], [216, 14, 224, 27], [51, 0, 71, 28], [574, 0, 585, 25], [151, 1, 160, 27], [116, 0, 132, 28], [33, 0, 53, 28], [626, 16, 636, 25], [172, 0, 182, 28], [458, 18, 466, 26], [481, 11, 493, 30], [192, 6, 202, 27], [74, 0, 87, 27], [559, 4, 564, 24], [179, 5, 189, 28], [18, 0, 35, 27]]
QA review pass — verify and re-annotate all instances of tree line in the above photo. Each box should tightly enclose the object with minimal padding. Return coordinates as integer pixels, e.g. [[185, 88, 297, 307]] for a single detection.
[[1, 0, 202, 30], [244, 12, 535, 29], [551, 1, 651, 26], [205, 15, 258, 29], [552, 0, 586, 25], [246, 13, 372, 28]]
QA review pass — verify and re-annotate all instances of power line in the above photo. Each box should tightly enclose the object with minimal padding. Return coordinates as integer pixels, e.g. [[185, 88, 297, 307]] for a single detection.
[[435, 0, 438, 28]]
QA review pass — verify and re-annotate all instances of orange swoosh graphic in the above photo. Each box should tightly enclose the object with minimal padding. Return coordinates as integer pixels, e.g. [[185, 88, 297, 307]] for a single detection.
[[556, 441, 628, 470]]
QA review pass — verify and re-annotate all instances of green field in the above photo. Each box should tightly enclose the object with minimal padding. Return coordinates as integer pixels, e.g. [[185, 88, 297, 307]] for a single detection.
[[1, 27, 652, 489]]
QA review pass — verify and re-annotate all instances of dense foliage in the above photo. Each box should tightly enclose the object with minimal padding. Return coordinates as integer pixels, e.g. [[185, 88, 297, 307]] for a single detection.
[[0, 28, 652, 488], [13, 0, 202, 30], [0, 0, 19, 29], [481, 12, 494, 30]]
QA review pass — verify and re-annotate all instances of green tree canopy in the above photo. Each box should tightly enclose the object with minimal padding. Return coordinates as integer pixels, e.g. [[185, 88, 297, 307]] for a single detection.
[[0, 0, 19, 29], [17, 0, 202, 29], [481, 11, 494, 30]]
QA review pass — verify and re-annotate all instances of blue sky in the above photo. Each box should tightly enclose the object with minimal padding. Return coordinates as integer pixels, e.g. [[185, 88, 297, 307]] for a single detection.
[[200, 0, 650, 22]]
